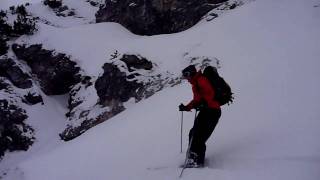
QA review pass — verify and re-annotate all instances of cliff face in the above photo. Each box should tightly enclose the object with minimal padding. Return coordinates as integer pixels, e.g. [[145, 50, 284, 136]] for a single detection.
[[96, 0, 227, 35]]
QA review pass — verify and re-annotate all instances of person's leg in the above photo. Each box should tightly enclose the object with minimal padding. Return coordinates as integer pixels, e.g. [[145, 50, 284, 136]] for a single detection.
[[189, 109, 221, 164], [186, 111, 201, 166], [188, 110, 205, 165]]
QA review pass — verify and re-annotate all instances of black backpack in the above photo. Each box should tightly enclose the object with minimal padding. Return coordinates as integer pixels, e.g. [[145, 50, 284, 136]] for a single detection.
[[202, 66, 234, 106]]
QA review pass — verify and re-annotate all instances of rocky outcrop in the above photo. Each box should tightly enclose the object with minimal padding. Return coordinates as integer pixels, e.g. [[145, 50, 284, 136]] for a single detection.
[[44, 0, 63, 9], [23, 92, 43, 105], [0, 6, 37, 38], [0, 36, 8, 56], [0, 57, 43, 105], [0, 79, 9, 91], [0, 10, 10, 56], [0, 58, 33, 89], [60, 54, 180, 141], [96, 0, 227, 35], [0, 51, 43, 159], [12, 44, 81, 95], [120, 54, 153, 72], [95, 63, 147, 105], [0, 6, 40, 158], [1, 5, 37, 56], [43, 0, 78, 17], [0, 99, 35, 158], [0, 57, 41, 158], [60, 75, 100, 141]]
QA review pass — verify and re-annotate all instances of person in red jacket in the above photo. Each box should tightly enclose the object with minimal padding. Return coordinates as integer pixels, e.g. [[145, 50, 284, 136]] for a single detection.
[[179, 65, 221, 168]]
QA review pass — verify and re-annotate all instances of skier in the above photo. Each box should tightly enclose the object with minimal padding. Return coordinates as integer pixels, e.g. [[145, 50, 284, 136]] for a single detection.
[[179, 65, 221, 168]]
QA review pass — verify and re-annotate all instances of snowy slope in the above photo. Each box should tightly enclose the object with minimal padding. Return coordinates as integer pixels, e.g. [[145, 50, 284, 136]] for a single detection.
[[1, 0, 320, 179], [0, 94, 68, 179]]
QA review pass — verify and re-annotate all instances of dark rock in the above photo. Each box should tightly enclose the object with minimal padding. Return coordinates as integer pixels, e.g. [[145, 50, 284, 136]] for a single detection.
[[67, 10, 75, 16], [0, 79, 9, 90], [0, 11, 10, 55], [96, 0, 227, 35], [95, 63, 145, 105], [67, 87, 82, 114], [0, 100, 34, 158], [89, 1, 99, 7], [0, 36, 9, 56], [229, 3, 237, 9], [12, 44, 81, 95], [81, 76, 92, 88], [0, 58, 33, 89], [60, 107, 124, 141], [15, 5, 28, 16], [9, 5, 38, 36], [44, 0, 63, 9], [120, 55, 153, 72], [1, 7, 37, 38], [61, 54, 152, 141], [55, 6, 75, 17], [23, 92, 43, 105], [58, 5, 69, 12], [13, 15, 37, 36], [66, 75, 92, 117], [0, 11, 12, 37]]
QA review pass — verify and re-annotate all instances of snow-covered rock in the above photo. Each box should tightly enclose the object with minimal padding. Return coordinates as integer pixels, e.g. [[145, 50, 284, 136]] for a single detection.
[[0, 58, 32, 89], [0, 36, 9, 56], [43, 0, 63, 9], [61, 53, 180, 140], [96, 0, 231, 35], [0, 86, 35, 159], [12, 44, 81, 95]]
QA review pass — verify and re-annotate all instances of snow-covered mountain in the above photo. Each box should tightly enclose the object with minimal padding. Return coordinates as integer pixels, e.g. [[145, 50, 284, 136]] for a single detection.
[[1, 0, 320, 179]]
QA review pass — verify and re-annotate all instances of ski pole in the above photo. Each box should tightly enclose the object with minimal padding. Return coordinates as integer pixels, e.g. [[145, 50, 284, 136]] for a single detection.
[[179, 110, 198, 178], [180, 111, 183, 153], [194, 109, 198, 121], [179, 135, 193, 178]]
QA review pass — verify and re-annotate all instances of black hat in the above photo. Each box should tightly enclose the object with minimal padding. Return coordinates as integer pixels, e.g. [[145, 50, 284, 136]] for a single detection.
[[182, 65, 196, 78]]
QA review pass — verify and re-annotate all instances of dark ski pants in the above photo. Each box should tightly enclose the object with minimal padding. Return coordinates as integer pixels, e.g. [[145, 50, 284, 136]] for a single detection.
[[188, 108, 221, 164]]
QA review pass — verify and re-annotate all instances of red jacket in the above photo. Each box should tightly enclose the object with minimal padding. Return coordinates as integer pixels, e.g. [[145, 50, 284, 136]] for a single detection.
[[186, 72, 220, 110]]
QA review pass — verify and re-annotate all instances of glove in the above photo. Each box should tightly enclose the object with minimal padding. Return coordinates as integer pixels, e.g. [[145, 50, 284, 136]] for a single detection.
[[179, 103, 189, 111]]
